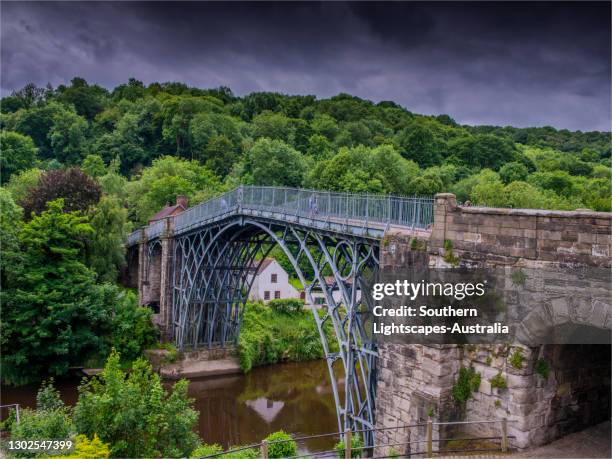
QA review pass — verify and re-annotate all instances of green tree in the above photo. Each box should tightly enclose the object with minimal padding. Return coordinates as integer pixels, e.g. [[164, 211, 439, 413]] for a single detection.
[[528, 170, 575, 197], [0, 200, 117, 384], [252, 111, 293, 142], [5, 168, 42, 202], [56, 77, 108, 121], [448, 134, 517, 170], [396, 120, 445, 167], [190, 113, 242, 145], [203, 134, 237, 177], [451, 169, 502, 204], [73, 350, 200, 458], [86, 195, 131, 282], [499, 161, 529, 184], [310, 114, 340, 140], [98, 158, 128, 200], [108, 292, 157, 363], [0, 131, 38, 183], [244, 138, 306, 187], [48, 107, 89, 165], [0, 189, 23, 288], [126, 155, 221, 224], [307, 134, 333, 158], [82, 154, 107, 177], [309, 144, 418, 194]]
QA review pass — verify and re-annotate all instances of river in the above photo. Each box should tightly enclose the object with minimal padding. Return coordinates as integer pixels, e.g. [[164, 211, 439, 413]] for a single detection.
[[1, 360, 341, 453]]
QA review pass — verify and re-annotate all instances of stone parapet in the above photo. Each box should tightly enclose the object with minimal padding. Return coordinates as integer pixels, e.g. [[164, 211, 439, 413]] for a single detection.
[[430, 194, 611, 267]]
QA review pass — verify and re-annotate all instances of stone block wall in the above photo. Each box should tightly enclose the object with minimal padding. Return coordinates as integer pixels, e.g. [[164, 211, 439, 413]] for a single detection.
[[430, 194, 612, 268], [458, 343, 611, 448], [375, 343, 461, 456]]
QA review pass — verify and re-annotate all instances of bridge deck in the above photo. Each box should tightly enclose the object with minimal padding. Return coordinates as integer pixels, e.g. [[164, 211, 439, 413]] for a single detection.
[[127, 186, 434, 245]]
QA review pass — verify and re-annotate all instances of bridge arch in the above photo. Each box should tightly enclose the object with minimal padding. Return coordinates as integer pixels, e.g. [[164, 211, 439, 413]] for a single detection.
[[169, 215, 380, 442]]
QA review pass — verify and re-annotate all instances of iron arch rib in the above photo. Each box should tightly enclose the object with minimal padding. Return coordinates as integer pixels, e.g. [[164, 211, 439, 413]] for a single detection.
[[170, 216, 380, 447]]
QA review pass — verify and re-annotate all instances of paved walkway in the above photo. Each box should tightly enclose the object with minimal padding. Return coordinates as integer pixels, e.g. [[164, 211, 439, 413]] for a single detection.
[[515, 421, 611, 459], [433, 421, 610, 459]]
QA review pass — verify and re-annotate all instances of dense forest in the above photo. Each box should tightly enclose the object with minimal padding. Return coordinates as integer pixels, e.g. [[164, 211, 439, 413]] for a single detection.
[[1, 77, 610, 227]]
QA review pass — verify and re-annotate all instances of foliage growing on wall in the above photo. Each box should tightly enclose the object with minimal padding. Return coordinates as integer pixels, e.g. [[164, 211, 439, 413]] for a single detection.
[[452, 367, 481, 404]]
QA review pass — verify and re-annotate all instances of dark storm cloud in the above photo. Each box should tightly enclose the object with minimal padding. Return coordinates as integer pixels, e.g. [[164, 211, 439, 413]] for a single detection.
[[1, 1, 609, 131]]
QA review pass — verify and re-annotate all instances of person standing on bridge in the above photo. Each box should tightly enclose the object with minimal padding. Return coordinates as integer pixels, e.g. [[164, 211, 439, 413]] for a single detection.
[[309, 193, 318, 217]]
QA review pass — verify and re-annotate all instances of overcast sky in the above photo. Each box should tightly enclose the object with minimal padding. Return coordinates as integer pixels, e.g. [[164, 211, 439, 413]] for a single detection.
[[1, 2, 610, 131]]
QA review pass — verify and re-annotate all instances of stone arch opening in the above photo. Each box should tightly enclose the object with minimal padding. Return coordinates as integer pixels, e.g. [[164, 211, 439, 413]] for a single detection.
[[533, 341, 611, 445]]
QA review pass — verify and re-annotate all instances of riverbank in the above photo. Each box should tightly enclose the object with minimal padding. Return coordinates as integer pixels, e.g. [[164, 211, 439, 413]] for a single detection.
[[238, 300, 338, 372]]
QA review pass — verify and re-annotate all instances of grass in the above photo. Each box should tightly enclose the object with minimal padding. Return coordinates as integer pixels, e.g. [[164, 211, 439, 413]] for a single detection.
[[238, 301, 338, 372], [288, 277, 304, 290]]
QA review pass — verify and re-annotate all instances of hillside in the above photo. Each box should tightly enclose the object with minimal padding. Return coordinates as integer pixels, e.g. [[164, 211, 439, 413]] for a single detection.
[[2, 78, 610, 227]]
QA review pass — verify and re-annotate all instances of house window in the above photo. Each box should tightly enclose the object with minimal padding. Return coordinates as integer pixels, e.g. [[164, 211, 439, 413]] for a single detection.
[[264, 291, 270, 300], [300, 291, 306, 300], [274, 291, 281, 299], [271, 273, 278, 283]]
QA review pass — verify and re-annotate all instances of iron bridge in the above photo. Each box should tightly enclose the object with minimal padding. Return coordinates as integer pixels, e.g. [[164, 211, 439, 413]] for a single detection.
[[126, 186, 434, 446]]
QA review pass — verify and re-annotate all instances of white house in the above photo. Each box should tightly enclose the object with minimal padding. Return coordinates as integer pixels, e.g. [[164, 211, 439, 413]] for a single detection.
[[248, 258, 300, 302], [310, 276, 361, 306]]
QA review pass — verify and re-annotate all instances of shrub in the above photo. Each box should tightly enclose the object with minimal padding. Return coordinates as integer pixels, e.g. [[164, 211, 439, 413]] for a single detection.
[[110, 291, 158, 362], [490, 372, 508, 390], [443, 239, 459, 266], [64, 434, 111, 459], [334, 433, 364, 458], [190, 443, 223, 458], [36, 378, 64, 411], [268, 298, 304, 314], [73, 349, 200, 458], [189, 443, 259, 459], [9, 383, 74, 458], [452, 367, 481, 404], [509, 348, 525, 369], [536, 359, 550, 380], [511, 269, 527, 286], [265, 430, 297, 458]]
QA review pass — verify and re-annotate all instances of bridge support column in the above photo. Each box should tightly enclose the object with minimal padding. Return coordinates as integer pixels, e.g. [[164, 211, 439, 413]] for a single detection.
[[375, 234, 462, 455], [158, 220, 174, 341], [375, 344, 460, 456], [137, 230, 147, 306], [430, 192, 457, 253]]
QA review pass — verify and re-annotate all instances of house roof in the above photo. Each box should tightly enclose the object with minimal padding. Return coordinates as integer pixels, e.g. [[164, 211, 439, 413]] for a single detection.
[[258, 258, 275, 272], [247, 257, 276, 273], [324, 276, 353, 286], [148, 204, 185, 223]]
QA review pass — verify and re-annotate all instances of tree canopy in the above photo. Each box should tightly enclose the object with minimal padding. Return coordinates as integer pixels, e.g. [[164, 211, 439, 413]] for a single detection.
[[2, 77, 607, 214]]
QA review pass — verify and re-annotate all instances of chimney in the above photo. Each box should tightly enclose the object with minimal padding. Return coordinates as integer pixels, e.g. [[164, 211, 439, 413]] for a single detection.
[[176, 195, 188, 208]]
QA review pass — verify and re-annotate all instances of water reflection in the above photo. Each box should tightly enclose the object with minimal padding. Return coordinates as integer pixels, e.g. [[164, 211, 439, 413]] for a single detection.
[[191, 360, 342, 452]]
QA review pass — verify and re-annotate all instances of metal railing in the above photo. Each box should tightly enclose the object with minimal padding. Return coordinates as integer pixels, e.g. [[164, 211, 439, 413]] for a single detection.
[[127, 186, 434, 244], [1, 404, 21, 425], [127, 230, 141, 246], [195, 418, 516, 459]]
